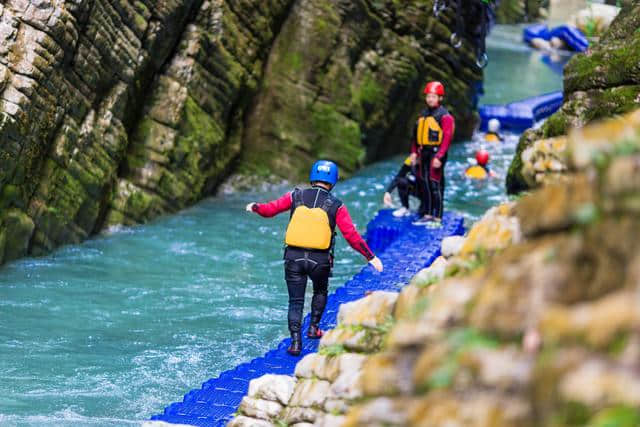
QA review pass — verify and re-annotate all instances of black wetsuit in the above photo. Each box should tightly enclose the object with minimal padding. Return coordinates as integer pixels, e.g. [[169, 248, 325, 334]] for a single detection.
[[283, 187, 340, 334], [412, 105, 451, 219], [417, 146, 447, 219], [386, 164, 418, 209]]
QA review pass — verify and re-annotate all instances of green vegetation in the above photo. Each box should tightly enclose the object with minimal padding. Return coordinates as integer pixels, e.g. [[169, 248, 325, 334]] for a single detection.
[[588, 406, 640, 427], [423, 328, 499, 391], [319, 344, 347, 357]]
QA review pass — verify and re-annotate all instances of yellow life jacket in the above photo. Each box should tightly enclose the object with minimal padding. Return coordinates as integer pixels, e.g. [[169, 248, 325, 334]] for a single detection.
[[417, 116, 443, 146], [465, 165, 488, 180], [416, 107, 448, 146], [285, 189, 335, 250], [485, 132, 500, 143]]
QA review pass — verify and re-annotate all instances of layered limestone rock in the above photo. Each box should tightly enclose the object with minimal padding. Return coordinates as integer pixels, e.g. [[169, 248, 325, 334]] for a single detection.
[[0, 0, 487, 265], [239, 0, 486, 179], [0, 0, 295, 263], [507, 0, 640, 193], [227, 110, 640, 426]]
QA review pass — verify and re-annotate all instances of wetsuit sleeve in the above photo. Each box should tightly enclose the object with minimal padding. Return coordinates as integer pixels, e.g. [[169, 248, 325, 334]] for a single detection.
[[336, 205, 375, 261], [253, 192, 292, 217], [436, 114, 455, 159], [410, 121, 419, 154], [386, 164, 411, 193]]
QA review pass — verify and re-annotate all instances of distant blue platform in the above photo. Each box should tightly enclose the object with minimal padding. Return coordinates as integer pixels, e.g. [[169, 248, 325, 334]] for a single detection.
[[150, 210, 465, 426], [523, 23, 589, 52], [479, 91, 563, 132]]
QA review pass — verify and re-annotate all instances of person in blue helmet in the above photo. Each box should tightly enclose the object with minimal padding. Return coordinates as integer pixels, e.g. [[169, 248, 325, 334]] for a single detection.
[[245, 160, 383, 356]]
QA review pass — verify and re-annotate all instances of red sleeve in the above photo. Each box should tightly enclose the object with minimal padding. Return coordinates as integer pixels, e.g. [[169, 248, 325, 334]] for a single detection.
[[253, 192, 292, 217], [335, 205, 375, 261], [436, 114, 455, 159]]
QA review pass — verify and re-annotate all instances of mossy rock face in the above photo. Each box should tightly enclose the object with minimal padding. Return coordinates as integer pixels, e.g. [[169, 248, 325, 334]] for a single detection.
[[241, 0, 485, 182], [507, 0, 640, 194], [0, 0, 486, 265], [494, 0, 548, 24], [0, 0, 294, 263], [0, 209, 35, 263]]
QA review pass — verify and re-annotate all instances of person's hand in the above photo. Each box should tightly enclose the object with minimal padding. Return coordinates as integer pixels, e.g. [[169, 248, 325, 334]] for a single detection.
[[409, 153, 418, 166], [383, 192, 393, 207], [245, 202, 257, 212], [432, 157, 442, 168], [369, 256, 383, 272]]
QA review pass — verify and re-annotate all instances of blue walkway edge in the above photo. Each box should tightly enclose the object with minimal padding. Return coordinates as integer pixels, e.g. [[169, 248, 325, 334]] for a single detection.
[[150, 209, 465, 426], [479, 91, 563, 132]]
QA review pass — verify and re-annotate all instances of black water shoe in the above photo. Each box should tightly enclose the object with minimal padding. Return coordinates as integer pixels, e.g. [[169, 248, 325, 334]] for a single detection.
[[287, 332, 302, 356]]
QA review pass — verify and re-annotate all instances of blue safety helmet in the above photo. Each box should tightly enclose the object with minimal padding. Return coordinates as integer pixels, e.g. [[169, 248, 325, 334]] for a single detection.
[[309, 160, 339, 186]]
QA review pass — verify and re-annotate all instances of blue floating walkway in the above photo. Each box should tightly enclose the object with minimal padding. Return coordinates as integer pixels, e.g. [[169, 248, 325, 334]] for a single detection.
[[150, 209, 465, 426], [479, 91, 563, 132]]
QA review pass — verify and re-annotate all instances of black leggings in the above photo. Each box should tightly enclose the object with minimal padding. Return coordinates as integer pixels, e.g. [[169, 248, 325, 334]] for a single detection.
[[284, 255, 330, 333], [418, 149, 447, 219], [396, 177, 416, 209]]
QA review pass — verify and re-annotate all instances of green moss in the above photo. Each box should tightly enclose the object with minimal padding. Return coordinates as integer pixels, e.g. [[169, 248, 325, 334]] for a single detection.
[[588, 406, 640, 427], [1, 208, 35, 262], [407, 296, 430, 320], [319, 344, 346, 357], [0, 184, 20, 209], [607, 331, 630, 356], [284, 52, 303, 73], [123, 186, 157, 221], [507, 129, 542, 194], [353, 74, 385, 110], [543, 112, 569, 138], [423, 328, 499, 391], [414, 274, 440, 288], [427, 359, 457, 389], [311, 103, 364, 173], [553, 401, 592, 426], [374, 315, 395, 335], [444, 248, 489, 278], [565, 35, 640, 93]]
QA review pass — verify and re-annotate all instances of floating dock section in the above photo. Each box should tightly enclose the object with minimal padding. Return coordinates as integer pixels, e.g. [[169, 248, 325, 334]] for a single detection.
[[151, 210, 465, 426], [479, 91, 563, 132]]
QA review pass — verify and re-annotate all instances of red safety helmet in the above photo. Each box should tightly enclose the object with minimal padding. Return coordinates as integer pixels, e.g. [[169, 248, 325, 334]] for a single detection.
[[476, 149, 490, 166], [424, 81, 445, 96]]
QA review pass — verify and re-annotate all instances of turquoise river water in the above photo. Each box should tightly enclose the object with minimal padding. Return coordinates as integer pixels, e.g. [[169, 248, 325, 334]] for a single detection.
[[0, 26, 561, 425]]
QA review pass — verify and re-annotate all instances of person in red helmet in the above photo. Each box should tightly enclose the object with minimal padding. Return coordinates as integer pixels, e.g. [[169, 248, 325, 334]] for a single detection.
[[465, 148, 497, 179], [409, 81, 455, 226]]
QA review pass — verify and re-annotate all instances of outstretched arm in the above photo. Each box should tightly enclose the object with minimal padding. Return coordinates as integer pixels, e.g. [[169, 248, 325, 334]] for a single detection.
[[336, 205, 383, 271], [246, 192, 292, 217]]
